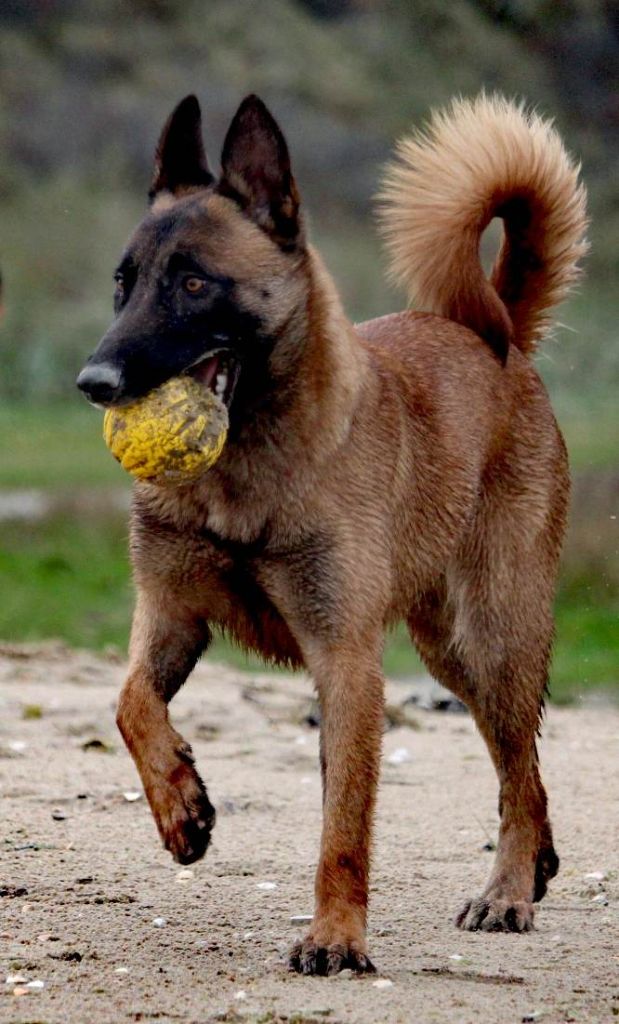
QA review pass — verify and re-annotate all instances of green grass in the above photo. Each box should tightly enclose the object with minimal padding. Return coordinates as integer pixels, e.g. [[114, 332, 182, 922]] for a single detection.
[[550, 600, 619, 704], [0, 401, 128, 489], [553, 398, 618, 471], [0, 517, 132, 650], [0, 514, 284, 670], [1, 515, 616, 704]]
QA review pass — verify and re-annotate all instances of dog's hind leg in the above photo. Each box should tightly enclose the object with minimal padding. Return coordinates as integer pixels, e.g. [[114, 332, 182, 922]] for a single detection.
[[454, 647, 558, 933], [289, 635, 384, 976], [116, 589, 214, 864], [409, 582, 559, 933]]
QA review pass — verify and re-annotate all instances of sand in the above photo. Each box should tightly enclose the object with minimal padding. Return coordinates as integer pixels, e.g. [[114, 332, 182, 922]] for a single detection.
[[1, 641, 617, 1024]]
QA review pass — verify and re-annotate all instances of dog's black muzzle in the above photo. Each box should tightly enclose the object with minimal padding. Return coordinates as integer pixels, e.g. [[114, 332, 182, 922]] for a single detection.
[[76, 318, 236, 408]]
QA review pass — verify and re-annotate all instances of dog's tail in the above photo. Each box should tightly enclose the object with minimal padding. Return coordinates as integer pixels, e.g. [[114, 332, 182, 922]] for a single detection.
[[378, 94, 588, 360]]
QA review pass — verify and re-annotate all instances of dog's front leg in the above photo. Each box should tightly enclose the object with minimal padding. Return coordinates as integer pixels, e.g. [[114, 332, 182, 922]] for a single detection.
[[289, 641, 384, 975], [116, 589, 214, 864]]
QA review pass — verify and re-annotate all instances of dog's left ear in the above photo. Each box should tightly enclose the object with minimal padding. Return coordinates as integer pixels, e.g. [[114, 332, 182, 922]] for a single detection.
[[218, 95, 302, 247], [150, 94, 214, 201]]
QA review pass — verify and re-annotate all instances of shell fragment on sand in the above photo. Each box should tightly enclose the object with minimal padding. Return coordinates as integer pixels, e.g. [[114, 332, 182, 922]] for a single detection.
[[103, 376, 228, 484]]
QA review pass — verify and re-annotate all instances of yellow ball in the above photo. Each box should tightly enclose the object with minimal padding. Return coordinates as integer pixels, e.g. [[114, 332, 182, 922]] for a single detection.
[[103, 376, 228, 483]]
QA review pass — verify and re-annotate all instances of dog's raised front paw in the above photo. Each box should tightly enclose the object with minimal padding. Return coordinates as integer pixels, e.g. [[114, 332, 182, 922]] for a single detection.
[[455, 896, 534, 932], [151, 757, 216, 865]]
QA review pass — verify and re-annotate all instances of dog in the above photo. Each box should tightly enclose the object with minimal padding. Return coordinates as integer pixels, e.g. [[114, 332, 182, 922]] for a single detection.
[[76, 92, 587, 975]]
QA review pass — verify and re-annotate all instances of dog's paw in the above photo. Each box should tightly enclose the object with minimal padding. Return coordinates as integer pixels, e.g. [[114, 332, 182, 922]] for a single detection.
[[455, 896, 534, 933], [288, 938, 375, 976], [151, 756, 216, 865]]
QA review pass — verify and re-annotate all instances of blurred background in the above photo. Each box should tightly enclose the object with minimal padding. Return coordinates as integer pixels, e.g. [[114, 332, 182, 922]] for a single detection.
[[0, 0, 616, 702]]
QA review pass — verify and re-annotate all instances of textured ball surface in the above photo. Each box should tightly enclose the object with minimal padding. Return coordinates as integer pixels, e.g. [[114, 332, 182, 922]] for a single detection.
[[103, 376, 228, 483]]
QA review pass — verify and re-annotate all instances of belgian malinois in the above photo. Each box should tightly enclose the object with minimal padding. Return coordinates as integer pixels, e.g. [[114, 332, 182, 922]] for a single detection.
[[77, 92, 587, 974]]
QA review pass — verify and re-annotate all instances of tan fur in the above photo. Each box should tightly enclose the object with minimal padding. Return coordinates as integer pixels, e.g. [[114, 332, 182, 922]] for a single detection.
[[105, 93, 588, 975], [379, 94, 588, 355]]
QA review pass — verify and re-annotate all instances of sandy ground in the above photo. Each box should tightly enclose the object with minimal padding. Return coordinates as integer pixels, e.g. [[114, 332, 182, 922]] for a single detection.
[[0, 642, 617, 1024]]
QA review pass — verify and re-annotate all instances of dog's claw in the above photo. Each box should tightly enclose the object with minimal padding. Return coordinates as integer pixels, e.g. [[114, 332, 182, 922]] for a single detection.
[[155, 765, 216, 865], [533, 845, 560, 902], [168, 798, 215, 864], [456, 896, 534, 932], [289, 939, 375, 976]]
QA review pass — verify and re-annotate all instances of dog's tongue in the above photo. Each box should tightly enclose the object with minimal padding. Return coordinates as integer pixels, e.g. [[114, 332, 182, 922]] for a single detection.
[[191, 354, 220, 390]]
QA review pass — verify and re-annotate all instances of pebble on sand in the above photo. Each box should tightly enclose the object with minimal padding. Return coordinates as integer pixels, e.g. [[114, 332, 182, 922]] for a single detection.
[[122, 791, 142, 802], [256, 881, 277, 890], [372, 978, 394, 989], [386, 747, 411, 765], [152, 916, 167, 927], [175, 868, 194, 884]]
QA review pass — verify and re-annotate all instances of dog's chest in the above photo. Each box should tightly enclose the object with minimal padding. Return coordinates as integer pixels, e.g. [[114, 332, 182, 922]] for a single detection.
[[132, 490, 338, 650]]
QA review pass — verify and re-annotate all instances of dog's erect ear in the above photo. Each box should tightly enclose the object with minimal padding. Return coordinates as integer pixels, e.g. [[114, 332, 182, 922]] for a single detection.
[[218, 95, 302, 247], [149, 95, 214, 201]]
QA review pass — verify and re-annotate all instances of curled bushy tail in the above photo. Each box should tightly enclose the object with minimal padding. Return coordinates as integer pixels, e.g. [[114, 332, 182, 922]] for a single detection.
[[378, 94, 588, 359]]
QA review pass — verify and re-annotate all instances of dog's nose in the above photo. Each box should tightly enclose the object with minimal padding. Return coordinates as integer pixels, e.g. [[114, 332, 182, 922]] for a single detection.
[[76, 363, 123, 404]]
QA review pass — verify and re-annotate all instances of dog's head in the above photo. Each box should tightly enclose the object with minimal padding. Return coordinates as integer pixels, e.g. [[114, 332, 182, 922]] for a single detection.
[[77, 95, 309, 423]]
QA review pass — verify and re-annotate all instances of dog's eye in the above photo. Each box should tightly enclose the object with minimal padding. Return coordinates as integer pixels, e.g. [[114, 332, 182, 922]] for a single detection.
[[113, 274, 125, 311], [184, 276, 206, 294]]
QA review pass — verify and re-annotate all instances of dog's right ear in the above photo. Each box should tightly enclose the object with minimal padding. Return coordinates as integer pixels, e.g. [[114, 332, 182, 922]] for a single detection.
[[149, 95, 214, 201], [217, 94, 302, 247]]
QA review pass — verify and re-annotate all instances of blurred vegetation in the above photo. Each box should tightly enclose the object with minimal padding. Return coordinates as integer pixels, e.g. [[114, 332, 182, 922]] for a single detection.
[[1, 0, 618, 395], [0, 0, 617, 700]]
